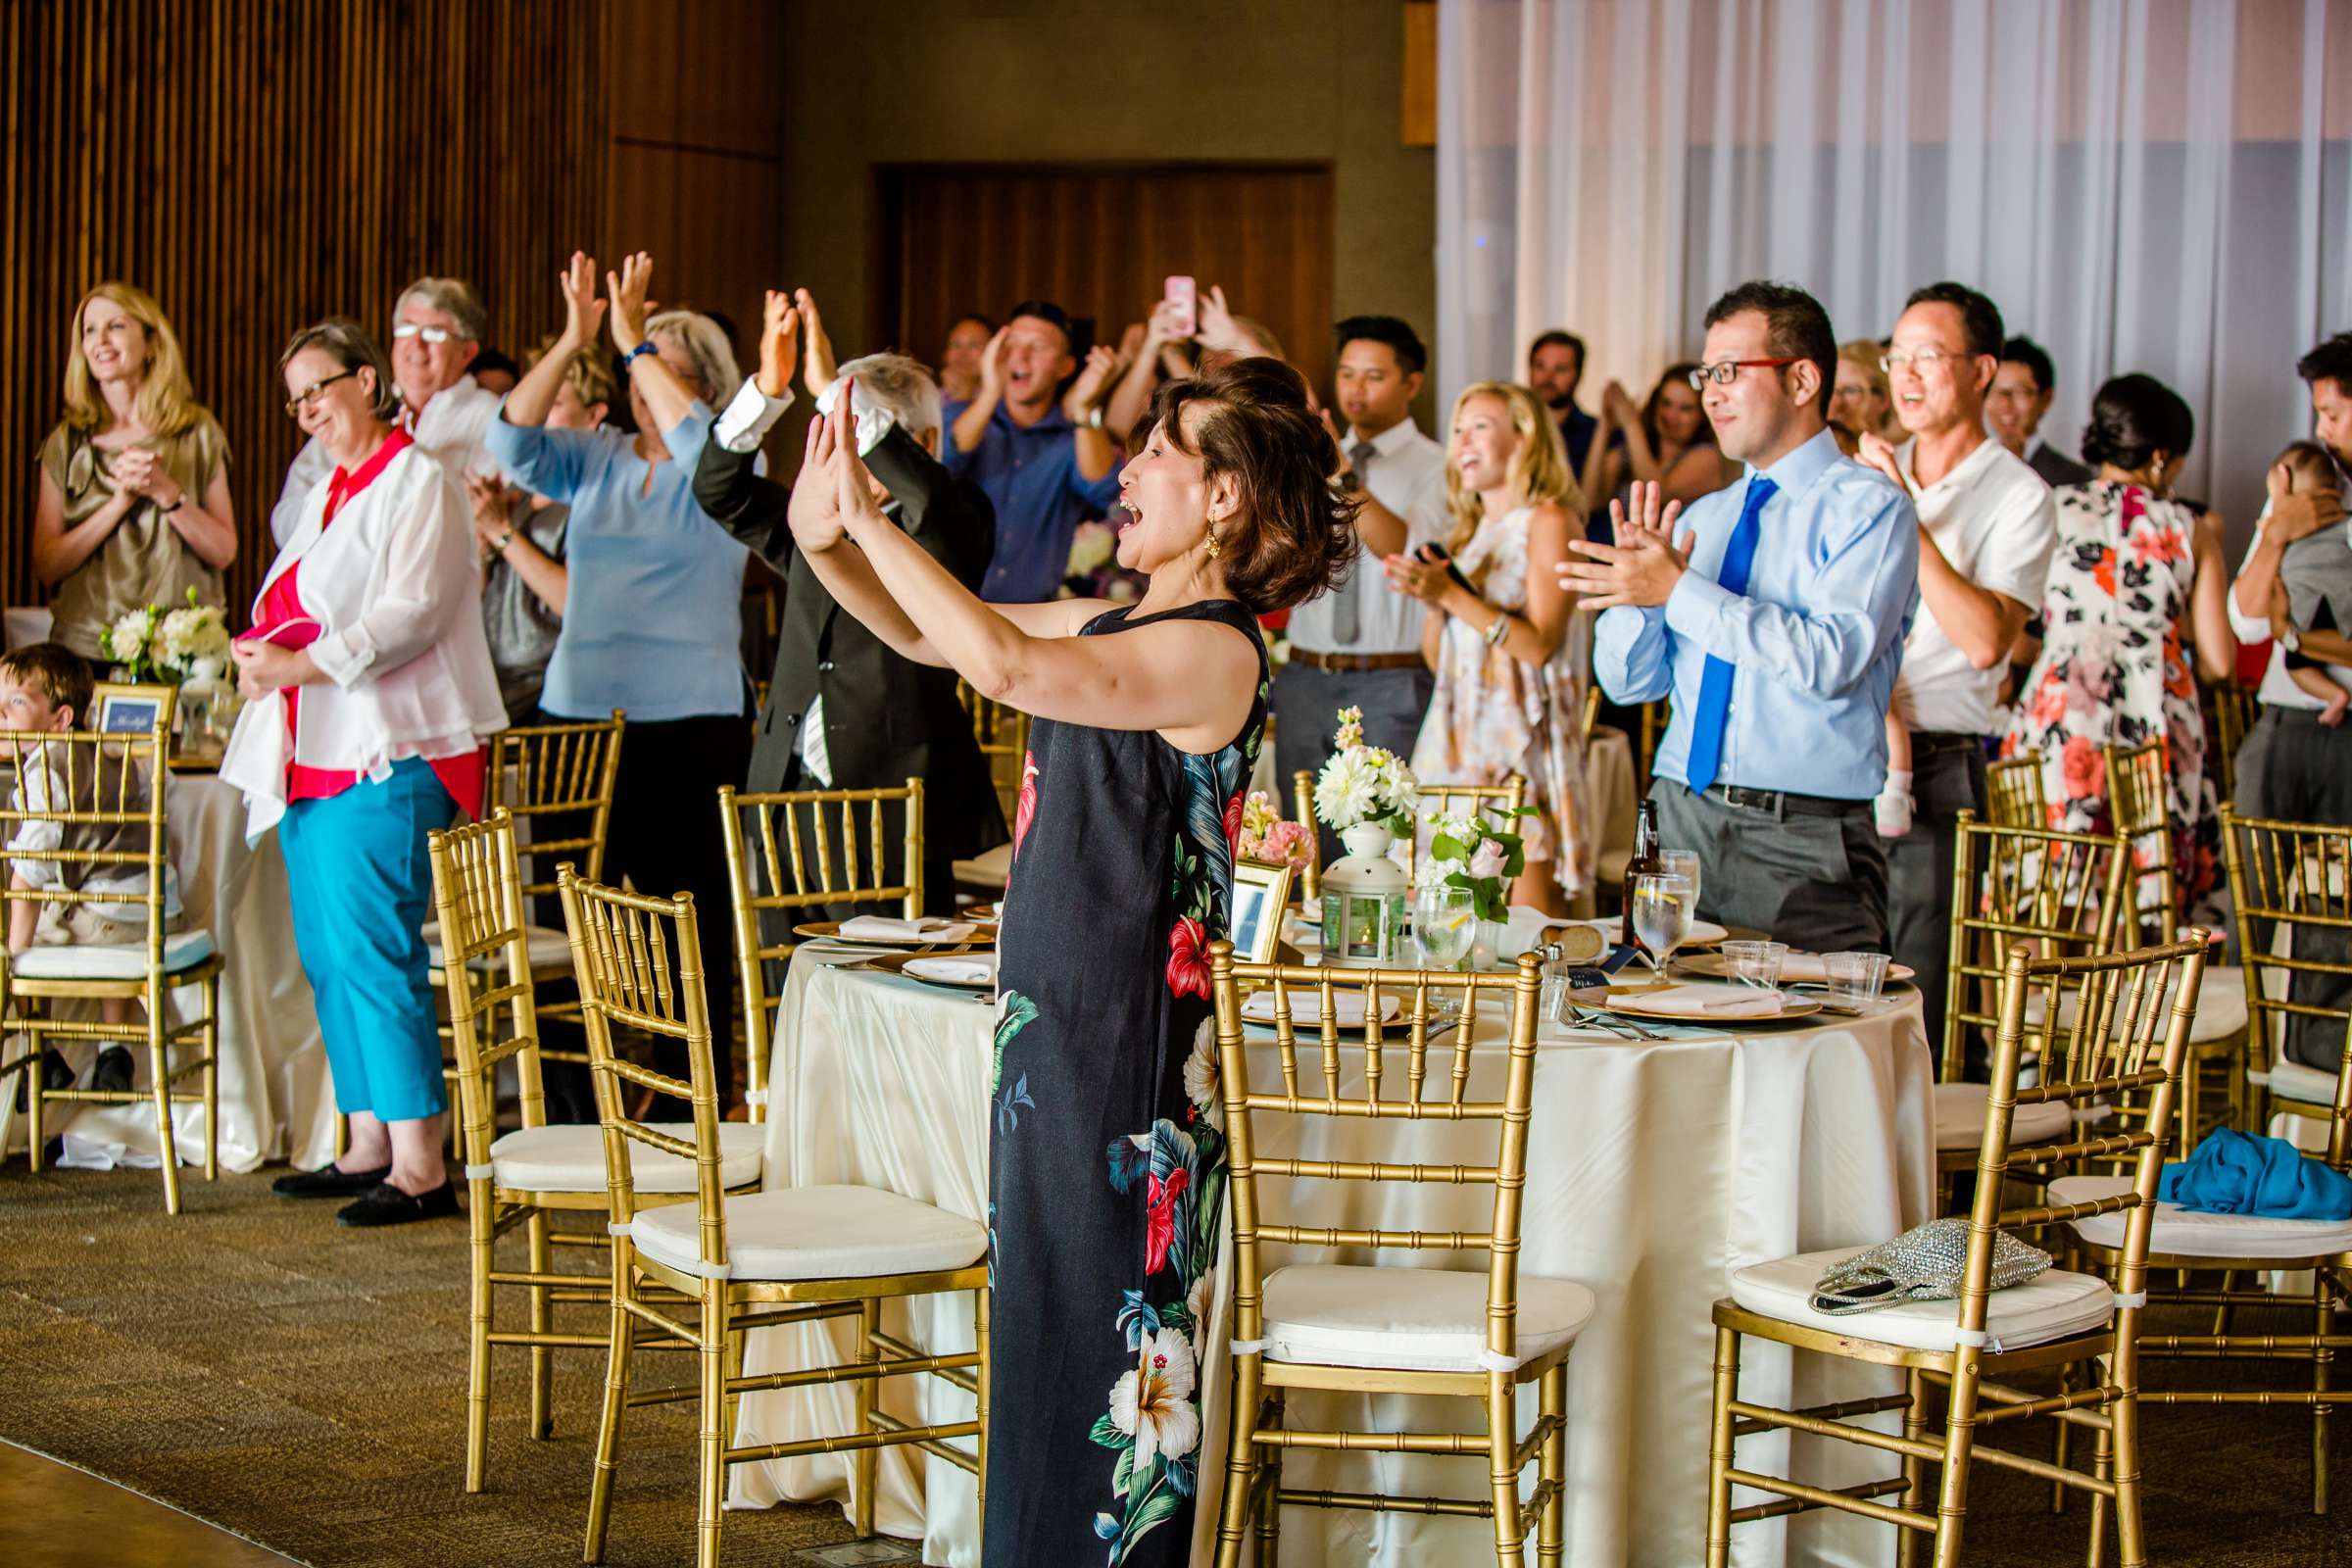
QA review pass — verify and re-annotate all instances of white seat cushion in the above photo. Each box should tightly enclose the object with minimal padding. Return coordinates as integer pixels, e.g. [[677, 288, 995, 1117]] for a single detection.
[[10, 927, 217, 980], [1933, 1082, 2074, 1152], [1729, 1246, 2114, 1354], [2053, 1173, 2352, 1261], [488, 1122, 764, 1195], [1257, 1263, 1596, 1374], [423, 920, 571, 972], [952, 843, 1011, 891], [630, 1185, 986, 1283], [2250, 1056, 2340, 1106]]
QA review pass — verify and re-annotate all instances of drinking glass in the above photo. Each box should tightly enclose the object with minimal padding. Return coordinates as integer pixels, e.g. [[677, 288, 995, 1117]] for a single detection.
[[1415, 885, 1478, 1021], [1631, 872, 1695, 972], [1822, 951, 1891, 1004], [1721, 939, 1788, 991], [1660, 851, 1702, 913]]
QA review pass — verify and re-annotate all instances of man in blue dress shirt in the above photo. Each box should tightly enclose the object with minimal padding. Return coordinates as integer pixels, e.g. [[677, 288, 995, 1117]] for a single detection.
[[1562, 281, 1920, 953], [942, 299, 1121, 603]]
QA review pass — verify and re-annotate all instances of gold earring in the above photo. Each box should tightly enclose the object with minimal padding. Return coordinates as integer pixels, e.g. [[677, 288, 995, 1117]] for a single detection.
[[1203, 527, 1222, 559]]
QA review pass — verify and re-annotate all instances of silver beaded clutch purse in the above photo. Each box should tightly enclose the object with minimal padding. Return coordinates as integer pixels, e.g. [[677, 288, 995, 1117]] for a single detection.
[[1809, 1219, 2052, 1316]]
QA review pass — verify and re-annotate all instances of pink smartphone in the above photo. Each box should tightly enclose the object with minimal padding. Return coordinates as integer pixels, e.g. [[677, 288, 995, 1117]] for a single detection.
[[1164, 275, 1197, 339]]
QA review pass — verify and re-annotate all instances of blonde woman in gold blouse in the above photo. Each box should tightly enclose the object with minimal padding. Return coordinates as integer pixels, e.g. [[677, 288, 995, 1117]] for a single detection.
[[33, 282, 237, 660]]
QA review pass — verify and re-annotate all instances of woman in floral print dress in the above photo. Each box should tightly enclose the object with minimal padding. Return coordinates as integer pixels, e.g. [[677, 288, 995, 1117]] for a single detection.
[[1998, 373, 2236, 919], [785, 356, 1354, 1566]]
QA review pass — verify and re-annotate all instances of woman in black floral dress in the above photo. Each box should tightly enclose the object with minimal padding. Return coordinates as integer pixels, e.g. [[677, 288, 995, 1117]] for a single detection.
[[786, 358, 1354, 1566]]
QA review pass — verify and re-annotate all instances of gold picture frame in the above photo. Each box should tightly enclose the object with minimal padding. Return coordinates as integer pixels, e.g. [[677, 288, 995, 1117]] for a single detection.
[[90, 681, 177, 739], [1230, 858, 1297, 965]]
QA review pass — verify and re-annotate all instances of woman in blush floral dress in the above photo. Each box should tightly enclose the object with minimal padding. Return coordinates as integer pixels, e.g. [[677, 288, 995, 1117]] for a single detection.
[[1391, 380, 1593, 913], [2000, 373, 2235, 918], [784, 357, 1354, 1567]]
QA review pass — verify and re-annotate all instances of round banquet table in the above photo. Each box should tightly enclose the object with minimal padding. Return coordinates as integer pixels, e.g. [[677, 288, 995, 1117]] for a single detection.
[[0, 773, 335, 1174], [731, 946, 1936, 1567]]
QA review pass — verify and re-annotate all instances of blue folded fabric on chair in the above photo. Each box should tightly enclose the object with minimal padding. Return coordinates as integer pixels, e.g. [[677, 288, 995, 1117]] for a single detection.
[[2157, 1127, 2352, 1219]]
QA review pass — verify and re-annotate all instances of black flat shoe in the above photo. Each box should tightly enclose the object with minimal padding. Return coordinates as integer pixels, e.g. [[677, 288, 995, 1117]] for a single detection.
[[336, 1180, 460, 1228], [14, 1049, 74, 1112], [272, 1162, 391, 1199], [88, 1046, 135, 1096]]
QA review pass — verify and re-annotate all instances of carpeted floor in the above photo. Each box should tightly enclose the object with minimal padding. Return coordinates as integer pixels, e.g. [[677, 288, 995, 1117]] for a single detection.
[[2, 1162, 2348, 1565]]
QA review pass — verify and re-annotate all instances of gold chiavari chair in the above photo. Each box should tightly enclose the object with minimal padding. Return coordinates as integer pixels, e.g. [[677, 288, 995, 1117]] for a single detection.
[[1206, 945, 1592, 1566], [2102, 740, 2248, 1148], [427, 711, 625, 1060], [1578, 682, 1600, 747], [2207, 675, 2257, 806], [1408, 775, 1530, 880], [0, 721, 220, 1213], [1291, 767, 1321, 904], [719, 779, 923, 1124], [430, 811, 762, 1492], [1705, 931, 2210, 1568], [1638, 700, 1669, 784], [1931, 814, 2132, 1207], [560, 867, 988, 1568], [1984, 751, 2047, 829], [2051, 992, 2352, 1516], [956, 678, 1029, 828], [2223, 808, 2352, 1134]]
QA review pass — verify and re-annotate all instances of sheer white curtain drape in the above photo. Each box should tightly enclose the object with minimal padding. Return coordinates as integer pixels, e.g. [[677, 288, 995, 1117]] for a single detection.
[[1438, 0, 2352, 526]]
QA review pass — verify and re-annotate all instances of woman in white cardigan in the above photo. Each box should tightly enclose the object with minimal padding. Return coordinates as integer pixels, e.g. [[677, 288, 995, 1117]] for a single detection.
[[225, 318, 507, 1227]]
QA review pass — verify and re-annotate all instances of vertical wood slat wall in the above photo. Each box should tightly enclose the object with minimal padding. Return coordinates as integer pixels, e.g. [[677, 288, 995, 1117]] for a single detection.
[[3, 0, 610, 615], [877, 165, 1338, 398]]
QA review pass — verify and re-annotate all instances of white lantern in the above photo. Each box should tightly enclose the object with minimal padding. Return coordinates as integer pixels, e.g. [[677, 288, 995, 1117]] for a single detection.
[[1319, 823, 1409, 966]]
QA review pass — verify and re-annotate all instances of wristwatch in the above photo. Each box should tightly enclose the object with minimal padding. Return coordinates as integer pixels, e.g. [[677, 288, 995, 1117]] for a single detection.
[[159, 492, 184, 514], [2279, 623, 2303, 655], [494, 527, 516, 553]]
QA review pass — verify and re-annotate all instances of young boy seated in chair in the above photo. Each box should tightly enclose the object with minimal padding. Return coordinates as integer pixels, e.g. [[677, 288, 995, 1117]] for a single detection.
[[0, 643, 182, 1101]]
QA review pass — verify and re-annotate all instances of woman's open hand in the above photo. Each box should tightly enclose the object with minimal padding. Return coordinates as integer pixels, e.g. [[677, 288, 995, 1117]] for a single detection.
[[794, 287, 839, 396], [823, 377, 890, 533], [606, 252, 654, 354], [788, 401, 848, 555], [557, 251, 607, 350], [757, 289, 800, 400]]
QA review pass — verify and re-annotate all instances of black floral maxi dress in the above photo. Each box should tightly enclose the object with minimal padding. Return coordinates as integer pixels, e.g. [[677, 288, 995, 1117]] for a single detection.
[[986, 598, 1266, 1567]]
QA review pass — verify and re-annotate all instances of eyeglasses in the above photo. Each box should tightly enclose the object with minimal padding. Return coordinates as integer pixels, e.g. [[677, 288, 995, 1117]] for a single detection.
[[284, 369, 357, 417], [1880, 347, 1961, 373], [1689, 358, 1804, 389], [391, 322, 458, 344]]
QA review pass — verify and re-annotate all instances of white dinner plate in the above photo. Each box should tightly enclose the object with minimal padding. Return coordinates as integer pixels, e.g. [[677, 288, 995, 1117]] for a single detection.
[[1607, 983, 1820, 1023], [1678, 952, 1915, 984], [890, 953, 1000, 990], [1559, 916, 1731, 949]]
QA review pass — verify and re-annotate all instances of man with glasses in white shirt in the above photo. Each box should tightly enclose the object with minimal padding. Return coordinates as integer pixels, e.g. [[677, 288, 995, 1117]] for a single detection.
[[1865, 282, 2054, 1069], [269, 276, 505, 545]]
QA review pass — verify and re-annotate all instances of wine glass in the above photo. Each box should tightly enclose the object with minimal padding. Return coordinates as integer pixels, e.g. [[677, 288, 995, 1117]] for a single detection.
[[1414, 885, 1478, 1021], [1632, 872, 1696, 973], [1660, 850, 1701, 913]]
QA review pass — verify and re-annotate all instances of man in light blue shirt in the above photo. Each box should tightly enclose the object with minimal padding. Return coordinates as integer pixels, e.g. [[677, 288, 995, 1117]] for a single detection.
[[1564, 281, 1919, 953]]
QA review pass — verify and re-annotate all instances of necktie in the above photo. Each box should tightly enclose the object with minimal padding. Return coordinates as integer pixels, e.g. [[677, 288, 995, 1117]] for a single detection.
[[1332, 440, 1378, 645], [1684, 475, 1778, 794]]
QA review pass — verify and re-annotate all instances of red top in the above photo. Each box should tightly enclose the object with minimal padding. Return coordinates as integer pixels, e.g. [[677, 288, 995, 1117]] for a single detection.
[[251, 428, 486, 818]]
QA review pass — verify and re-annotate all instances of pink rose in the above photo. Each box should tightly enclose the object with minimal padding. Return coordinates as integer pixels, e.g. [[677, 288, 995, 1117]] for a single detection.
[[1468, 839, 1508, 879]]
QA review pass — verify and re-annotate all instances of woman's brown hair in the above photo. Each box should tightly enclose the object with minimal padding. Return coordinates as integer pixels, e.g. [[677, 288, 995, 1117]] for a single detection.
[[1143, 357, 1357, 614]]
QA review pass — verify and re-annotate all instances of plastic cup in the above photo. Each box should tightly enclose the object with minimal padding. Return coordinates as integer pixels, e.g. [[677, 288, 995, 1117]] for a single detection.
[[1822, 951, 1891, 1003], [1722, 940, 1789, 990]]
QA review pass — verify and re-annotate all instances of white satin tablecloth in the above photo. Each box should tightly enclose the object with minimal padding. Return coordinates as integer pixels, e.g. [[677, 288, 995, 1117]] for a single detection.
[[0, 774, 334, 1173], [734, 950, 1935, 1567]]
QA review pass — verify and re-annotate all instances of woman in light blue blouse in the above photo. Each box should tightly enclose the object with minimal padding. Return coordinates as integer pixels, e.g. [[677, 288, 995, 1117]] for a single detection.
[[487, 250, 754, 1105]]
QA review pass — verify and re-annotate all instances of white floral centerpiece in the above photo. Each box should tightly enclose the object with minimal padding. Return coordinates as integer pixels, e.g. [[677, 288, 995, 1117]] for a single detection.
[[1311, 708, 1417, 963], [1414, 806, 1531, 925], [100, 587, 228, 687]]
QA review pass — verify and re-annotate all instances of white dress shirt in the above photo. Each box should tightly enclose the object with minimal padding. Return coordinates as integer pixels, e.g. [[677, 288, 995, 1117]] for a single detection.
[[2226, 508, 2352, 709], [1287, 417, 1448, 655], [269, 375, 505, 545], [1893, 435, 2055, 735]]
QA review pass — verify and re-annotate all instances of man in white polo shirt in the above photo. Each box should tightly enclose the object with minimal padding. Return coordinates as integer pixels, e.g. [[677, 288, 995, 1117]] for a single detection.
[[1273, 315, 1448, 855], [1869, 282, 2055, 1069]]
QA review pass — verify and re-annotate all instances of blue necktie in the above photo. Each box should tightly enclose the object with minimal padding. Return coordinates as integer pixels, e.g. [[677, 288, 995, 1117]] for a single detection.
[[1684, 475, 1778, 794]]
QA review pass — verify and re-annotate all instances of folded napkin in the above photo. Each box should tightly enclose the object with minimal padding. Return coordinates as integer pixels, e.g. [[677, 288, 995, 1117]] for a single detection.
[[904, 955, 998, 986], [1776, 955, 1832, 983], [2158, 1126, 2352, 1219], [1239, 990, 1403, 1027], [1626, 983, 1783, 1019], [837, 915, 978, 943]]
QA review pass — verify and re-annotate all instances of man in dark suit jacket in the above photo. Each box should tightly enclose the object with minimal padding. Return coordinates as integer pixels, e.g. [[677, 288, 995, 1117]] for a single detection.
[[693, 316, 1006, 915], [1989, 335, 2093, 488]]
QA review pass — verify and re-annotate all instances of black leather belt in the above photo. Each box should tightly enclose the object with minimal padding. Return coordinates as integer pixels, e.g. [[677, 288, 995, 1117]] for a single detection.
[[1705, 784, 1869, 818], [1907, 729, 1985, 756]]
